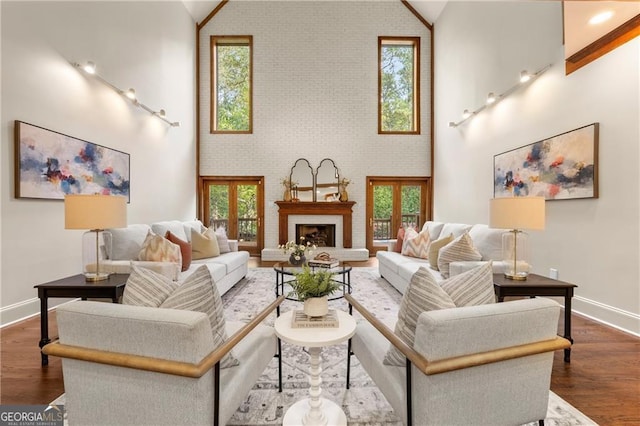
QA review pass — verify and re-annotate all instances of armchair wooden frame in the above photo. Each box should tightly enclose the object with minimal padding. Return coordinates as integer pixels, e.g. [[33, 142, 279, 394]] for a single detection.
[[344, 294, 571, 426], [44, 295, 286, 426]]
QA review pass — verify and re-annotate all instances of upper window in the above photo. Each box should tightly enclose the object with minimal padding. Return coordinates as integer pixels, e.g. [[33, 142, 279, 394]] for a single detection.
[[378, 37, 420, 134], [211, 36, 253, 133]]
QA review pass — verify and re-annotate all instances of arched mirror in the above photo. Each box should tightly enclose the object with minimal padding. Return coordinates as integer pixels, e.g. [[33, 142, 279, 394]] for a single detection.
[[315, 158, 340, 202], [290, 158, 314, 201]]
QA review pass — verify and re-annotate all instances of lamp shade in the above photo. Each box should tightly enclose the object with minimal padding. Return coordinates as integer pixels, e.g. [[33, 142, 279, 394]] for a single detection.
[[65, 194, 127, 230], [489, 197, 545, 230]]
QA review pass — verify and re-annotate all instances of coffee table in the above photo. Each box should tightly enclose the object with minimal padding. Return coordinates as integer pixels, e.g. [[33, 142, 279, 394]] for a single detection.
[[274, 310, 356, 426], [273, 262, 352, 316]]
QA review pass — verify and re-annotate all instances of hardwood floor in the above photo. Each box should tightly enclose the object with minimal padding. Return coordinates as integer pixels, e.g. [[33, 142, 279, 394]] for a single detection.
[[2, 258, 638, 425]]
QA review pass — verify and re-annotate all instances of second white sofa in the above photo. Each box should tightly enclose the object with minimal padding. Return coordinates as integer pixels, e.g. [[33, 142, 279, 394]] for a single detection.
[[103, 220, 249, 296], [377, 221, 507, 294]]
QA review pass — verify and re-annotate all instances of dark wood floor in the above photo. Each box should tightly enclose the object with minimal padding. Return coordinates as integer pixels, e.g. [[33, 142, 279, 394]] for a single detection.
[[2, 259, 638, 424]]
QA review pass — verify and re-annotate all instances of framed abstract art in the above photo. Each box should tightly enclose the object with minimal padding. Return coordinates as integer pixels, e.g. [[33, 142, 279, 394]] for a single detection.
[[14, 120, 130, 201], [494, 123, 599, 200]]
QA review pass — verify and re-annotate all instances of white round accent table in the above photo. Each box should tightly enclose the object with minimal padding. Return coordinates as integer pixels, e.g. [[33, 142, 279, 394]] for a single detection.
[[274, 310, 357, 426]]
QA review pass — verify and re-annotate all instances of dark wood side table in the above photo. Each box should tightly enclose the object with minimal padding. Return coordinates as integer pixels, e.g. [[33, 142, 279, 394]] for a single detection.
[[34, 273, 129, 366], [493, 273, 577, 363]]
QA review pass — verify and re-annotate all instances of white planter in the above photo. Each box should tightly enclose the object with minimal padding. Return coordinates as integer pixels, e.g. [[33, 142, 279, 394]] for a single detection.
[[303, 296, 328, 317]]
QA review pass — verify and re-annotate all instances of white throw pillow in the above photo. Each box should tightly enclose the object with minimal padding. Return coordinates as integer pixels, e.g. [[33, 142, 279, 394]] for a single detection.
[[107, 224, 151, 260], [183, 220, 205, 243], [437, 232, 482, 278], [122, 266, 178, 307], [151, 220, 189, 243], [160, 265, 239, 368], [440, 261, 496, 306], [215, 226, 232, 253], [469, 224, 504, 261], [383, 267, 456, 366]]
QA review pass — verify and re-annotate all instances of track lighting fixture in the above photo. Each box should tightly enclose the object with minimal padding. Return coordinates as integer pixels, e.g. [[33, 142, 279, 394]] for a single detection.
[[72, 61, 180, 127], [448, 64, 551, 128]]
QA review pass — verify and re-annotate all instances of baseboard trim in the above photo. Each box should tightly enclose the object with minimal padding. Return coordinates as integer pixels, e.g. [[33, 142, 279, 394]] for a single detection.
[[0, 297, 76, 328], [573, 295, 640, 337]]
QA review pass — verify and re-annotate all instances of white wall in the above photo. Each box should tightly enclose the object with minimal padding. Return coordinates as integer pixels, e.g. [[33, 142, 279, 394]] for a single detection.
[[434, 1, 639, 334], [198, 1, 432, 249], [0, 1, 196, 326]]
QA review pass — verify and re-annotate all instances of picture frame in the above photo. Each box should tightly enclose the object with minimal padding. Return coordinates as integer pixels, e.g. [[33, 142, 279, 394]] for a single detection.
[[493, 123, 599, 200], [14, 120, 130, 201]]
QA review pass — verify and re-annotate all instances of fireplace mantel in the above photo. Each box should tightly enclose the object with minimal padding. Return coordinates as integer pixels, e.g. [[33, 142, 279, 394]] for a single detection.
[[275, 201, 356, 248]]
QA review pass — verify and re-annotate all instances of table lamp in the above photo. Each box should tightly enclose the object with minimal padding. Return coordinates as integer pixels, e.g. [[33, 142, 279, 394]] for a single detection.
[[489, 196, 545, 280], [65, 194, 127, 281]]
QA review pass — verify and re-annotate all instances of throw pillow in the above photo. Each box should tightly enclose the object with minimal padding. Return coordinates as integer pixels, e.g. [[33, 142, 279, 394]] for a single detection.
[[440, 261, 496, 307], [122, 265, 178, 307], [191, 227, 220, 259], [401, 227, 431, 259], [138, 231, 182, 266], [160, 265, 239, 368], [215, 226, 231, 253], [383, 267, 456, 366], [394, 227, 405, 253], [165, 231, 192, 272], [428, 233, 454, 270], [437, 232, 482, 279]]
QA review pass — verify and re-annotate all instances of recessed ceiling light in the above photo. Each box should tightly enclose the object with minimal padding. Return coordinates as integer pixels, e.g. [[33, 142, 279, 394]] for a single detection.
[[589, 11, 614, 25]]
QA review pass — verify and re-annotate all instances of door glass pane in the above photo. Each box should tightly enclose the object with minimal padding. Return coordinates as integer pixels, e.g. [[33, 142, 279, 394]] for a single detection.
[[208, 184, 229, 230], [401, 185, 421, 230], [373, 185, 393, 241], [237, 184, 257, 243]]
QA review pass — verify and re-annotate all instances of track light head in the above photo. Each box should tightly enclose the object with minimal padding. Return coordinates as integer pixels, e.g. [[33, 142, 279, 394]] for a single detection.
[[486, 92, 496, 104], [520, 70, 531, 83], [125, 88, 136, 100], [83, 61, 96, 74]]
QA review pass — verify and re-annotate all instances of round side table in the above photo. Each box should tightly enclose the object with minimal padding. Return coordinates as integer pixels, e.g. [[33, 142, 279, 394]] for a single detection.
[[274, 310, 356, 426]]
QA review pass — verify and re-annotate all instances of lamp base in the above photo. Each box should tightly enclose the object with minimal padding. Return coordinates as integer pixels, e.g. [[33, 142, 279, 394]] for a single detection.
[[84, 272, 110, 282], [504, 271, 528, 281]]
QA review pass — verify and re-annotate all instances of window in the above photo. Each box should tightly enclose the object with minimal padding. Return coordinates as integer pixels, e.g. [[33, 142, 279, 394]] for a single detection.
[[211, 36, 253, 133], [378, 37, 420, 134]]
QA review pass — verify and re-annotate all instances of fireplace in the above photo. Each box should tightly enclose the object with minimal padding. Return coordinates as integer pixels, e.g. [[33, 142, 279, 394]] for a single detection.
[[275, 201, 355, 248], [296, 224, 336, 247]]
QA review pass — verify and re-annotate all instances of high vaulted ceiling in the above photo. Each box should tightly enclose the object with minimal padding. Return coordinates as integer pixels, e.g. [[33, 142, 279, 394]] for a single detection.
[[181, 0, 447, 26]]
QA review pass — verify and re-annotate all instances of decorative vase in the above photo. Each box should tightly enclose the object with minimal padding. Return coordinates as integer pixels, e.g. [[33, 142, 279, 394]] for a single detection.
[[289, 253, 306, 266], [303, 296, 328, 317], [283, 186, 292, 202], [339, 187, 349, 202]]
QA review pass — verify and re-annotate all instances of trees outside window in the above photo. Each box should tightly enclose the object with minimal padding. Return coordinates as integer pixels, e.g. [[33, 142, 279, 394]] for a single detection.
[[211, 36, 252, 133], [378, 37, 420, 134]]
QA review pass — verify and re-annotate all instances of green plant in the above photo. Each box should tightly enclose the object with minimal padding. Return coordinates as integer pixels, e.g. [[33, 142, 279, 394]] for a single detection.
[[291, 265, 340, 301]]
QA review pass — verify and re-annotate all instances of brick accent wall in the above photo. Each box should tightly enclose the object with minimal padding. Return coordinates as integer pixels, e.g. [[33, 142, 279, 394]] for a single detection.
[[199, 1, 432, 249]]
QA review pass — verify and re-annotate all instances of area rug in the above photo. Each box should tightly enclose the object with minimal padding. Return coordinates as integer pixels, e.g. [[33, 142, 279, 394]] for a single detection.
[[52, 267, 597, 425]]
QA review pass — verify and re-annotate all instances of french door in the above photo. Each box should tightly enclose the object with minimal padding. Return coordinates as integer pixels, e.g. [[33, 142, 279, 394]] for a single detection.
[[199, 176, 264, 256], [366, 177, 431, 254]]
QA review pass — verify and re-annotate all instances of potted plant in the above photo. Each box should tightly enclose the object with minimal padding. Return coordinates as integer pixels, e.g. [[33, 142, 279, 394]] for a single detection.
[[291, 265, 341, 317]]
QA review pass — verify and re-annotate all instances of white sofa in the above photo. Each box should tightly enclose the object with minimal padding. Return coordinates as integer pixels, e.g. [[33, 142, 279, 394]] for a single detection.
[[103, 220, 249, 296], [377, 221, 508, 294]]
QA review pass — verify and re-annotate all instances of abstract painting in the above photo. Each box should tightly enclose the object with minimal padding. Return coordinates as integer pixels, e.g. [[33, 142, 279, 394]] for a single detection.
[[14, 121, 130, 201], [494, 123, 598, 200]]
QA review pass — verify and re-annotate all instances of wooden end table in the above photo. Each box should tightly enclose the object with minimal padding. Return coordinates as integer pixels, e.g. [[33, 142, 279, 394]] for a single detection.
[[34, 273, 129, 366], [275, 310, 356, 426], [493, 273, 577, 362]]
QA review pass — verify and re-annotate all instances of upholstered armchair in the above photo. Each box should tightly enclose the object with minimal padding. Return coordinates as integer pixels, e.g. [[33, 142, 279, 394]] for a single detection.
[[345, 294, 570, 426], [43, 295, 284, 426]]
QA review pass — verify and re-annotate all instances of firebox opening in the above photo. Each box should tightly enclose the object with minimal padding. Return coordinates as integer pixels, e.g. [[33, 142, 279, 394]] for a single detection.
[[295, 224, 336, 248]]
